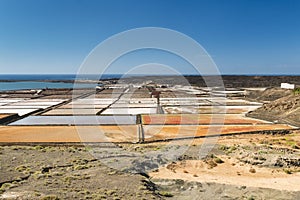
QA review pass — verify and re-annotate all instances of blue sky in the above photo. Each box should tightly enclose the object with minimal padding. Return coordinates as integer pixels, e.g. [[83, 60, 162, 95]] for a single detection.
[[0, 0, 299, 75]]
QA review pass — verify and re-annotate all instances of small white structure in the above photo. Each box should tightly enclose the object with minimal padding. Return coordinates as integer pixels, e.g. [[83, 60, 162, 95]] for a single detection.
[[281, 83, 295, 89]]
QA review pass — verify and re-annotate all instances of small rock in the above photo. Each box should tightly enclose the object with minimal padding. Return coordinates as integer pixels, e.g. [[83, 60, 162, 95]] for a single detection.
[[249, 168, 256, 173], [238, 186, 246, 190]]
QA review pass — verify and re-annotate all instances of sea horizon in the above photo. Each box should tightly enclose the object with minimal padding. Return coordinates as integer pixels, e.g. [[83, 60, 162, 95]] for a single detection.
[[0, 73, 300, 82]]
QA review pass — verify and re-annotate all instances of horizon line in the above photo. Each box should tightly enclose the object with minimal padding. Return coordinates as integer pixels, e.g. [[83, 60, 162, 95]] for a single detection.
[[1, 73, 300, 76]]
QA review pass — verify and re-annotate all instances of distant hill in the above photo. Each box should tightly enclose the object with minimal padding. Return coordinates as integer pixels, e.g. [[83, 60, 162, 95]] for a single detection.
[[120, 75, 300, 88], [247, 91, 300, 127], [246, 87, 292, 102]]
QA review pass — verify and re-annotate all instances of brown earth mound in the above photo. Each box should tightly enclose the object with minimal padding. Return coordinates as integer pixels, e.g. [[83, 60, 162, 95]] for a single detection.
[[119, 75, 300, 87], [247, 94, 300, 126], [246, 87, 293, 102]]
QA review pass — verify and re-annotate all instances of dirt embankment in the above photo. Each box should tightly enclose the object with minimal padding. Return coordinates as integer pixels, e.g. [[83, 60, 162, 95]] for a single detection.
[[246, 87, 293, 102], [247, 92, 300, 126]]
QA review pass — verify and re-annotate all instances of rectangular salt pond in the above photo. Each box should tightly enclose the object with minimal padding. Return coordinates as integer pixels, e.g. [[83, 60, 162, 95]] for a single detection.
[[0, 105, 51, 109], [207, 99, 262, 106], [0, 99, 24, 103], [143, 124, 295, 142], [141, 114, 272, 125], [116, 99, 157, 104], [71, 99, 116, 105], [160, 97, 214, 101], [162, 105, 261, 114], [42, 109, 101, 115], [0, 108, 40, 116], [117, 99, 158, 104], [58, 104, 108, 109], [10, 115, 137, 125], [0, 125, 138, 143], [160, 101, 211, 106], [22, 99, 67, 102], [10, 101, 65, 106], [102, 108, 157, 115], [110, 103, 157, 108]]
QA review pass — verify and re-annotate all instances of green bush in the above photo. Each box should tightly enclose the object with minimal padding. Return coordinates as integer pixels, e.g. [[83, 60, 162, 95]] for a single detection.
[[159, 191, 174, 197], [293, 88, 300, 95], [284, 169, 292, 174], [214, 157, 224, 164], [40, 195, 60, 200]]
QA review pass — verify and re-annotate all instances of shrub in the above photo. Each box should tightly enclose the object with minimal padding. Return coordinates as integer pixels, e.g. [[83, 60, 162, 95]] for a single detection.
[[159, 191, 174, 197], [284, 169, 292, 174], [206, 160, 217, 169], [293, 88, 300, 95], [249, 168, 256, 173], [40, 195, 59, 200], [214, 157, 224, 164], [248, 196, 255, 200]]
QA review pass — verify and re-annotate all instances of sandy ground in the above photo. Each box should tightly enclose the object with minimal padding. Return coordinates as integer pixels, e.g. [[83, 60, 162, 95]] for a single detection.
[[0, 146, 160, 200], [146, 130, 300, 199], [1, 131, 300, 199], [150, 157, 300, 191]]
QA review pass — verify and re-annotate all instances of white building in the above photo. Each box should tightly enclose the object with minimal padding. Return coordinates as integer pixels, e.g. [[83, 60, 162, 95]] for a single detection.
[[281, 83, 295, 89]]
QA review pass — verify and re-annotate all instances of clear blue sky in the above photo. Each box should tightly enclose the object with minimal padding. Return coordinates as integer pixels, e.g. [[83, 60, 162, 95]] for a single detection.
[[0, 0, 299, 75]]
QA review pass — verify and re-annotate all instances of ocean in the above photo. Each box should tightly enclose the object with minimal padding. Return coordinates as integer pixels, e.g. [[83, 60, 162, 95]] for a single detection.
[[0, 74, 122, 91], [0, 74, 122, 81], [0, 81, 97, 91]]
